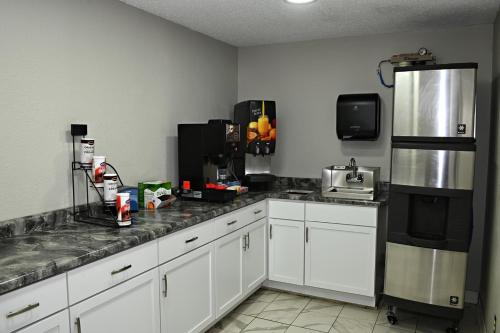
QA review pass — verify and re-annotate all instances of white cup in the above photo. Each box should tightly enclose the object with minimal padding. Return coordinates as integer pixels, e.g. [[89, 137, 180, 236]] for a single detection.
[[103, 173, 118, 205], [116, 193, 131, 226], [92, 156, 106, 188]]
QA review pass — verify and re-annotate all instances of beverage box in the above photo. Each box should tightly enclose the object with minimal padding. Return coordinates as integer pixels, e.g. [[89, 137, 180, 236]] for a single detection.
[[138, 181, 172, 209]]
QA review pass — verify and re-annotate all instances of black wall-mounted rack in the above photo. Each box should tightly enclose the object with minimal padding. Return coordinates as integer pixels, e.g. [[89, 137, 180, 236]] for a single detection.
[[70, 124, 127, 228]]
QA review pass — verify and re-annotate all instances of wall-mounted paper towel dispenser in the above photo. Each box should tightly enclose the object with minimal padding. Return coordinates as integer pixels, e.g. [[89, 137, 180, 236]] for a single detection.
[[336, 93, 380, 141]]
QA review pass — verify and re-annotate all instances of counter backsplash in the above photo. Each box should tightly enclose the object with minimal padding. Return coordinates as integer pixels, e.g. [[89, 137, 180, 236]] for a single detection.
[[0, 205, 89, 239], [0, 177, 389, 239], [272, 176, 389, 193]]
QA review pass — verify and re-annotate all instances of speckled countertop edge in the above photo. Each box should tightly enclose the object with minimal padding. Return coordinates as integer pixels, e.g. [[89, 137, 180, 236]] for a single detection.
[[0, 190, 387, 296]]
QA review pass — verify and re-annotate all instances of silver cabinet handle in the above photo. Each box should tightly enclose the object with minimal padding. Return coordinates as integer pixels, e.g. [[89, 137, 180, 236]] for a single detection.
[[227, 220, 237, 226], [254, 210, 262, 214], [242, 235, 247, 251], [306, 227, 309, 243], [75, 317, 82, 333], [185, 236, 199, 244], [270, 225, 272, 239], [111, 264, 132, 275], [163, 274, 168, 298], [247, 232, 250, 249], [6, 302, 40, 318]]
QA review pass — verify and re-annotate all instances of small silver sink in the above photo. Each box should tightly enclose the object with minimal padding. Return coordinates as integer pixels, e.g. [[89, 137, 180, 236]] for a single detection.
[[323, 186, 374, 200], [321, 162, 380, 200]]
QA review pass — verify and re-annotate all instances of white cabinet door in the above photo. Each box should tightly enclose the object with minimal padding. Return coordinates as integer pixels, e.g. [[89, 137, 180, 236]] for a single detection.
[[70, 269, 160, 333], [159, 243, 215, 333], [268, 218, 304, 285], [0, 274, 67, 333], [214, 229, 244, 317], [243, 218, 267, 293], [305, 221, 376, 296], [16, 310, 69, 333]]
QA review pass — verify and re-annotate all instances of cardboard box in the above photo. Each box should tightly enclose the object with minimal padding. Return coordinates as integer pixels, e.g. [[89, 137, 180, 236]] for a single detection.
[[138, 181, 172, 209]]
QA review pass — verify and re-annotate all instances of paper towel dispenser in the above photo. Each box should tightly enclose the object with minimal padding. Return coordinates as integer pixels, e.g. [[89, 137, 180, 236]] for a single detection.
[[336, 93, 380, 141]]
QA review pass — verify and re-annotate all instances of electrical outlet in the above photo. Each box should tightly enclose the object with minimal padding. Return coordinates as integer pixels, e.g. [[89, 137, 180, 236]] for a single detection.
[[494, 315, 497, 333]]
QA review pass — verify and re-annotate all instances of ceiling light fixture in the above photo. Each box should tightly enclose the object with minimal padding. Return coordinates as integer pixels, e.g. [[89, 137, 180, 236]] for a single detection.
[[285, 0, 317, 4]]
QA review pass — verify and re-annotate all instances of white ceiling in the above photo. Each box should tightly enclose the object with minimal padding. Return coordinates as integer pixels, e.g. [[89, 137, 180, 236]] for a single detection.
[[120, 0, 500, 47]]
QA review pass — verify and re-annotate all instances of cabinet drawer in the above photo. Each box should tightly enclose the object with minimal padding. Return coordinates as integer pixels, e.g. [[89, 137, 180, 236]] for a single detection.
[[15, 310, 69, 333], [214, 210, 244, 238], [0, 274, 67, 333], [215, 202, 267, 238], [240, 201, 267, 226], [159, 221, 216, 264], [305, 202, 377, 227], [67, 241, 157, 305], [269, 200, 304, 221]]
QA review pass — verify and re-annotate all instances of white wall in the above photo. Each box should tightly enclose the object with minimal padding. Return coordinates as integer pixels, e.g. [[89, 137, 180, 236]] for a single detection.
[[238, 24, 493, 297], [482, 11, 500, 333], [0, 0, 237, 221]]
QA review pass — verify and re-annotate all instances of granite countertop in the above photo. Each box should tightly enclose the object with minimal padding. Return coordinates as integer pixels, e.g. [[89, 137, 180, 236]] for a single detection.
[[0, 189, 387, 296]]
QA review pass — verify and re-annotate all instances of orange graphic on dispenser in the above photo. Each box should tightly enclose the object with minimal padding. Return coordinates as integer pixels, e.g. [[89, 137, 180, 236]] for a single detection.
[[246, 101, 276, 150]]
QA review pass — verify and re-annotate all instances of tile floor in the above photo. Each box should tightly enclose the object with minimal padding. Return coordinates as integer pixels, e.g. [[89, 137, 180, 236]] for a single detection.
[[206, 288, 482, 333]]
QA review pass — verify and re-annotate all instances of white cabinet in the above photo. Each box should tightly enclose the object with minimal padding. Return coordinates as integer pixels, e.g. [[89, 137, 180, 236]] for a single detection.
[[243, 218, 267, 292], [69, 269, 160, 333], [268, 218, 305, 285], [159, 243, 215, 333], [0, 274, 67, 333], [214, 217, 268, 317], [214, 228, 244, 316], [67, 241, 157, 305], [305, 202, 377, 227], [305, 221, 376, 296], [16, 310, 69, 333], [158, 221, 216, 264], [268, 200, 305, 221]]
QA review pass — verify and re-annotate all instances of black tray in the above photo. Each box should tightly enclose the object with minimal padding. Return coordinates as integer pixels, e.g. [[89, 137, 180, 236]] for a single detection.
[[203, 189, 237, 203]]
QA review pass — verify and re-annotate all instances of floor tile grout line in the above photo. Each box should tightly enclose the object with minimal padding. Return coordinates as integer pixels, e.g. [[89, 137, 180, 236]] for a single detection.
[[288, 324, 333, 333], [232, 289, 480, 332], [288, 297, 313, 329], [239, 313, 257, 333], [250, 298, 313, 331], [325, 305, 343, 333]]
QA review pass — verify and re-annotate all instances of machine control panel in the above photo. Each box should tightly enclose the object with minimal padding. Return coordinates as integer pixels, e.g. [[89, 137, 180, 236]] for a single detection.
[[225, 124, 240, 143]]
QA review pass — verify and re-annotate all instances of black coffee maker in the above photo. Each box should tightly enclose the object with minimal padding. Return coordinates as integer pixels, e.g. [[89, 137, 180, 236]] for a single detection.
[[177, 120, 244, 201]]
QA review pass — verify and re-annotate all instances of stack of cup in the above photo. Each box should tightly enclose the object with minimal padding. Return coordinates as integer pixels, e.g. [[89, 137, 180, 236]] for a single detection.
[[81, 138, 131, 227]]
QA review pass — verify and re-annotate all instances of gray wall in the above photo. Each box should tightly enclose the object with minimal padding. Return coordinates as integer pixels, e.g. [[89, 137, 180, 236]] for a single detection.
[[238, 24, 493, 298], [482, 11, 500, 333], [0, 0, 237, 221]]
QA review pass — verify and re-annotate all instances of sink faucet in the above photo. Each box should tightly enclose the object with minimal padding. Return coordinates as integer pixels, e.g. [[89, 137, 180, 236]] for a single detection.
[[347, 158, 363, 183], [349, 158, 357, 179]]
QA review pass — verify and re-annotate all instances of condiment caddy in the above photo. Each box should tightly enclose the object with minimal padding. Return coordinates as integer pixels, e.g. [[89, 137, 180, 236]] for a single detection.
[[70, 124, 131, 228]]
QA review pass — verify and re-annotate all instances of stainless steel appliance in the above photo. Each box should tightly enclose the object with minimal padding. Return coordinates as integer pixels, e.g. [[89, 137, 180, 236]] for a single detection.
[[392, 64, 476, 140], [384, 63, 477, 333], [321, 158, 380, 200]]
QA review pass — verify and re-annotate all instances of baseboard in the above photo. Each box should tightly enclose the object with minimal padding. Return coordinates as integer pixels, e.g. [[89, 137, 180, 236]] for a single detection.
[[263, 280, 377, 308], [478, 295, 488, 333], [465, 290, 479, 304]]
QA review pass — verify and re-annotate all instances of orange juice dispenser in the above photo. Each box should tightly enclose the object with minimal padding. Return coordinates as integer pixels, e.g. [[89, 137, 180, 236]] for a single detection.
[[234, 100, 277, 190]]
